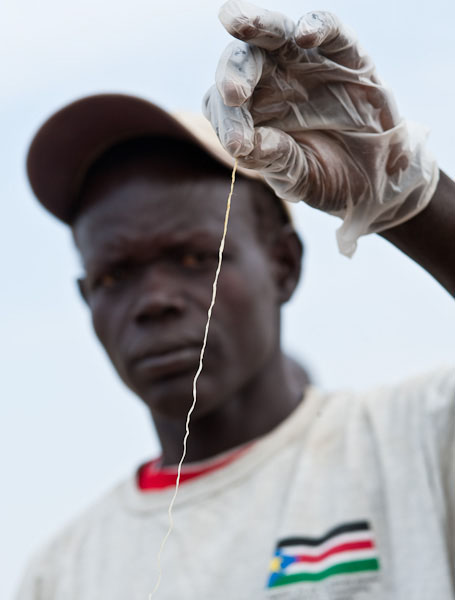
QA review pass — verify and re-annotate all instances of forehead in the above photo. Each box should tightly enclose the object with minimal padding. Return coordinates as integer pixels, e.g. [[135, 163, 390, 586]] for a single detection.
[[72, 157, 259, 264]]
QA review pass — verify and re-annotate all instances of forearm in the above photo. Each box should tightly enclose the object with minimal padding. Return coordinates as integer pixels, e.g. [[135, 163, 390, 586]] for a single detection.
[[380, 170, 455, 297]]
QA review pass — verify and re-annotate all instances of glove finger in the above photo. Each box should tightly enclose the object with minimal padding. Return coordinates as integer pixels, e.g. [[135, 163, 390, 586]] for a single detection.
[[215, 41, 264, 107], [219, 0, 294, 51], [236, 126, 292, 169], [295, 11, 364, 69], [236, 126, 309, 203], [386, 141, 409, 176], [365, 85, 399, 131], [202, 85, 255, 157]]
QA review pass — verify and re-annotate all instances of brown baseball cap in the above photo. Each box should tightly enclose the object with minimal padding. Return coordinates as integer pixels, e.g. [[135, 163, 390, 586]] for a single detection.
[[26, 93, 272, 225]]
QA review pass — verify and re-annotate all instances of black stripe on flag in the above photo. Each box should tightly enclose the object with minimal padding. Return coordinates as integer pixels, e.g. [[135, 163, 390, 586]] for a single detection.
[[277, 521, 371, 548]]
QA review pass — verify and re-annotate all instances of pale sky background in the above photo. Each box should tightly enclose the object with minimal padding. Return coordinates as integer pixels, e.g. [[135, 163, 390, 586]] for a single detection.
[[2, 0, 454, 597]]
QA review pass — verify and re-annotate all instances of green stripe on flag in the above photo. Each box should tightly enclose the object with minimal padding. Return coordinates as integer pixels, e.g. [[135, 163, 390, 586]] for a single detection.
[[269, 558, 380, 588]]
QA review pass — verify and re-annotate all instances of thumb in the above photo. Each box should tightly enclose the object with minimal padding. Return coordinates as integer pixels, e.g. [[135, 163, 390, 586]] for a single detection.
[[238, 126, 310, 203], [219, 0, 294, 51]]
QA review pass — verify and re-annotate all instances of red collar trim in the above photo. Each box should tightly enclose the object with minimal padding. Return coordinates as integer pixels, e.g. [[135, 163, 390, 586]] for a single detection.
[[137, 443, 254, 491]]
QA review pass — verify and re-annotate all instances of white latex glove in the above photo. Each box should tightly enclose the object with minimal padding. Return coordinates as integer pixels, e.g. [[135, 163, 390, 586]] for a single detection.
[[203, 0, 439, 256]]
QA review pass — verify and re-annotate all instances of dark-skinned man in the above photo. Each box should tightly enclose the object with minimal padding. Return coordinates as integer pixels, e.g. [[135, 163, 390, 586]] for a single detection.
[[17, 2, 454, 599]]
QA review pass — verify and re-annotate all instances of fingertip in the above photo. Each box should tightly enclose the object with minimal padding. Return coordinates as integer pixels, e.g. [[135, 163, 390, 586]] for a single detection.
[[296, 10, 359, 62], [294, 12, 326, 48], [218, 112, 255, 158], [218, 0, 253, 39], [205, 92, 255, 158], [224, 132, 255, 158], [294, 31, 321, 49], [219, 0, 293, 51], [215, 42, 263, 107], [201, 90, 211, 119], [218, 0, 231, 19], [217, 80, 250, 107]]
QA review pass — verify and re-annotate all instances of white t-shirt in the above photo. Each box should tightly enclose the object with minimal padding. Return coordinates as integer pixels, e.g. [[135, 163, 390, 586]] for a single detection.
[[16, 368, 455, 599]]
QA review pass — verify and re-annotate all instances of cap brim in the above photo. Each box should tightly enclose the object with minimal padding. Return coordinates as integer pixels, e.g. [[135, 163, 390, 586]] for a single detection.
[[26, 93, 265, 224]]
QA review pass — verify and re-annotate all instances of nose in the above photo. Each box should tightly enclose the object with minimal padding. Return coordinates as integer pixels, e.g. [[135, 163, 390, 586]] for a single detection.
[[133, 266, 186, 324]]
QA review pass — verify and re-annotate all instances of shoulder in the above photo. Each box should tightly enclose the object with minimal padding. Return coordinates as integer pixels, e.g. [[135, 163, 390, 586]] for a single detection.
[[328, 365, 455, 420], [15, 477, 131, 599], [46, 477, 128, 551], [359, 365, 455, 424], [313, 366, 455, 453]]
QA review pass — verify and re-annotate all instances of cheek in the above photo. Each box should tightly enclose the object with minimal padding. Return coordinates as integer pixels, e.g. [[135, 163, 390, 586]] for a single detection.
[[89, 295, 124, 362], [217, 253, 278, 353]]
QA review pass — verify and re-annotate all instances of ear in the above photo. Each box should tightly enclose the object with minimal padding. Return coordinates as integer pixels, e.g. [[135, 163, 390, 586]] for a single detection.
[[76, 277, 89, 304], [269, 225, 304, 304]]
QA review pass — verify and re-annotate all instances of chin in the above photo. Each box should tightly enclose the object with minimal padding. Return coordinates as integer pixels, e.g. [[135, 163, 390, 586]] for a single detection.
[[136, 373, 225, 421]]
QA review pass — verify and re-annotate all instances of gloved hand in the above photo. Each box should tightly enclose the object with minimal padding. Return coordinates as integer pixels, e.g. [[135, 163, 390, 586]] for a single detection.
[[203, 0, 439, 256]]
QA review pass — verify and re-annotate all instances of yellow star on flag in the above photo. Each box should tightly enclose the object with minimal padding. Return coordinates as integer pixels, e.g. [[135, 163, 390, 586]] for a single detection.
[[269, 556, 282, 573]]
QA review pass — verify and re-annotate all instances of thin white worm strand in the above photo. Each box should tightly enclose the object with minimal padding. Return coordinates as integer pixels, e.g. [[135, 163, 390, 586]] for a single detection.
[[149, 159, 238, 599]]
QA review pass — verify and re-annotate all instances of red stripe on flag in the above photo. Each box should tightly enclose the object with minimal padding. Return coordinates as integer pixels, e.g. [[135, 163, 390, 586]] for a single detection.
[[295, 540, 375, 564]]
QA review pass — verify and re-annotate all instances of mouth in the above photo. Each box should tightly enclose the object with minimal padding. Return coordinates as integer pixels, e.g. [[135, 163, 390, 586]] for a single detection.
[[130, 346, 201, 380]]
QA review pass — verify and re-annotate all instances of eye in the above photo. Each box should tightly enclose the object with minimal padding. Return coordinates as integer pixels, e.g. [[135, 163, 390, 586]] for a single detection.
[[95, 264, 132, 290], [181, 251, 218, 270]]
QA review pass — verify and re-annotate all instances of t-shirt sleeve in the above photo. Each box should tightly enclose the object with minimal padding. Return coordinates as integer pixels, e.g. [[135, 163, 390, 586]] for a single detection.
[[14, 554, 47, 600], [14, 539, 62, 600], [420, 367, 455, 557]]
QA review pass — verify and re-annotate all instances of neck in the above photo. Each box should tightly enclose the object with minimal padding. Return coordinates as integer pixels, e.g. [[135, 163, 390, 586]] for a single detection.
[[152, 348, 309, 466]]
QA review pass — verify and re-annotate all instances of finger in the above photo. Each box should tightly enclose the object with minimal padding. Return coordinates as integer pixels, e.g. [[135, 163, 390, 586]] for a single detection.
[[215, 41, 264, 107], [386, 142, 409, 176], [236, 127, 309, 202], [219, 0, 294, 51], [202, 85, 255, 157], [235, 126, 290, 170], [365, 84, 400, 131], [295, 11, 364, 69]]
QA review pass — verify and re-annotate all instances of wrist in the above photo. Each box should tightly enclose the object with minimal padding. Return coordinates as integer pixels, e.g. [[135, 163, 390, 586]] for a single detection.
[[336, 121, 439, 257]]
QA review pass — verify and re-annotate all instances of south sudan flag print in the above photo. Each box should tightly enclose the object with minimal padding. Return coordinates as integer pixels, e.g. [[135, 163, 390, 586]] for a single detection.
[[267, 521, 380, 589]]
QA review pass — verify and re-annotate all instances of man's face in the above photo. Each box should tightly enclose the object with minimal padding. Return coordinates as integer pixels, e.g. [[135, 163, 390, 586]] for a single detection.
[[73, 155, 287, 421]]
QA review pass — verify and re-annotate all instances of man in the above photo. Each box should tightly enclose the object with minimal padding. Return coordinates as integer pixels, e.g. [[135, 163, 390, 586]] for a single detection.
[[18, 2, 454, 599]]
